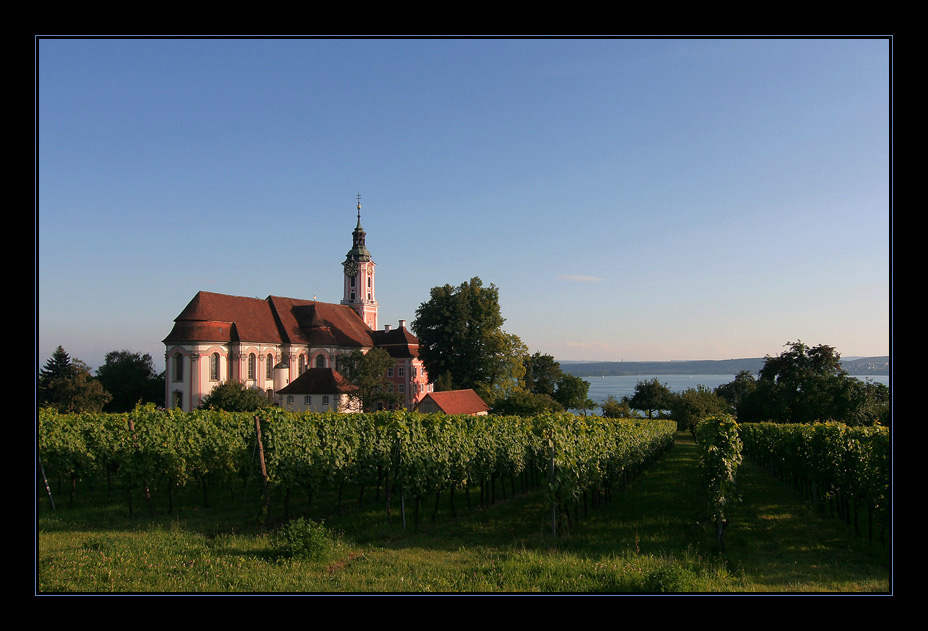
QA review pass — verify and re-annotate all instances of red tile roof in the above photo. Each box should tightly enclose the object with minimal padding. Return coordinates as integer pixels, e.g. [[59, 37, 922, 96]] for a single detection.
[[277, 367, 357, 395], [164, 291, 283, 344], [419, 389, 489, 415], [164, 291, 426, 371], [372, 325, 420, 358]]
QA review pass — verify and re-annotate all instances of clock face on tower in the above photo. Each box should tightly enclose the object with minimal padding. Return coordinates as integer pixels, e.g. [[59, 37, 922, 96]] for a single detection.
[[344, 260, 359, 277]]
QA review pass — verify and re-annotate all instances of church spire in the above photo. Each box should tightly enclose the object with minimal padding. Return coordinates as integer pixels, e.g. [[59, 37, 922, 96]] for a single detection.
[[342, 194, 378, 330]]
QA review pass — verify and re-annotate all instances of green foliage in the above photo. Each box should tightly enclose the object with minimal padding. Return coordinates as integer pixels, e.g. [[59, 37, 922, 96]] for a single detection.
[[731, 341, 889, 425], [492, 390, 564, 416], [740, 421, 890, 540], [553, 373, 594, 412], [95, 350, 165, 413], [272, 518, 332, 560], [695, 415, 743, 551], [643, 565, 701, 593], [670, 385, 731, 437], [629, 378, 673, 418], [199, 381, 271, 412], [520, 353, 594, 413], [522, 352, 562, 397], [340, 348, 403, 412], [601, 395, 632, 418], [714, 370, 757, 413], [413, 277, 526, 404], [38, 347, 112, 413]]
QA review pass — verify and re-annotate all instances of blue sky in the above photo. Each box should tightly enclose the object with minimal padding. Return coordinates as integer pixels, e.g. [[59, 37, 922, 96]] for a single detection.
[[37, 37, 891, 373]]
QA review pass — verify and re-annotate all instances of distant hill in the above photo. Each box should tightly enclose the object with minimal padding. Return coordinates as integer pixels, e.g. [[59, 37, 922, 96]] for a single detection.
[[559, 356, 889, 377]]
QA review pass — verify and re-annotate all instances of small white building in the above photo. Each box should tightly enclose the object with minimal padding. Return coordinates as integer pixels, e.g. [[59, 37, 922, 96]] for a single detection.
[[276, 367, 361, 413]]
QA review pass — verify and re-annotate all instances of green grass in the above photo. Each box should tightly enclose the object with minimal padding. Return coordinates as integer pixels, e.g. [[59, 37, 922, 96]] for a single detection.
[[37, 433, 890, 593]]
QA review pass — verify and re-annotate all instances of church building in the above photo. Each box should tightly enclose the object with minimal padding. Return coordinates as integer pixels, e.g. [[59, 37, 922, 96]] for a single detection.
[[162, 200, 432, 412]]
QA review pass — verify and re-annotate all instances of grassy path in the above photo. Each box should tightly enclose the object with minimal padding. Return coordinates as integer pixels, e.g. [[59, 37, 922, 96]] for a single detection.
[[37, 432, 891, 593]]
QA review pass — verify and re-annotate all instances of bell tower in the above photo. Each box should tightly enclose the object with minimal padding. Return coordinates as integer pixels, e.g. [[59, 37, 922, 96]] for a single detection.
[[342, 195, 379, 330]]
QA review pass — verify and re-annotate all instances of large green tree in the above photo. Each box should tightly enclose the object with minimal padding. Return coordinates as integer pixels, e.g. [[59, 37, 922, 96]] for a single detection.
[[95, 350, 165, 412], [732, 341, 889, 425], [413, 277, 526, 405]]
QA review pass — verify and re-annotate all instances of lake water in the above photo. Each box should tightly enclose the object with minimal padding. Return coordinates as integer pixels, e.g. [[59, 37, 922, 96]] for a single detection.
[[580, 374, 890, 414]]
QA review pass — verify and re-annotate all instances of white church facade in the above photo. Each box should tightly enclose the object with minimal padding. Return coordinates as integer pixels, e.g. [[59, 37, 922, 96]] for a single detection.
[[162, 201, 432, 412]]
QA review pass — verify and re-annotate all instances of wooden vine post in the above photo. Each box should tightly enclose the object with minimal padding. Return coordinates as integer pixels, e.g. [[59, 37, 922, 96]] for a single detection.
[[254, 415, 272, 528]]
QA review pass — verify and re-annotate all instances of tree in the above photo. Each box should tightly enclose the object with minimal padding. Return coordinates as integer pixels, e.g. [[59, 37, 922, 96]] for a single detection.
[[601, 395, 632, 418], [38, 348, 111, 413], [413, 277, 526, 405], [670, 385, 731, 437], [733, 340, 889, 425], [714, 370, 757, 415], [199, 381, 271, 412], [553, 373, 594, 413], [95, 350, 165, 412], [629, 378, 673, 418], [39, 346, 72, 395], [491, 390, 563, 416], [522, 352, 562, 397], [339, 348, 404, 412]]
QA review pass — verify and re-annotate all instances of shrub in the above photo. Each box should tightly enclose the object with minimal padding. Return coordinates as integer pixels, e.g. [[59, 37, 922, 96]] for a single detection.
[[272, 518, 332, 560]]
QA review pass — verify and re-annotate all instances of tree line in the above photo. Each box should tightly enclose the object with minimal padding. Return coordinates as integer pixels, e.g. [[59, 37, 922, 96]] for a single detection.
[[38, 347, 165, 414], [599, 341, 890, 432]]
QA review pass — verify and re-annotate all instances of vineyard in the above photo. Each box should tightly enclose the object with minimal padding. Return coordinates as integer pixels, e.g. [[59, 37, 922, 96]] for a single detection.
[[739, 421, 890, 543], [38, 405, 676, 533], [37, 407, 891, 592]]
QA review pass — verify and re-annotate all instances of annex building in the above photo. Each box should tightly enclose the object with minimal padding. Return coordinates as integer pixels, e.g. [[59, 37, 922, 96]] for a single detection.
[[163, 201, 432, 412]]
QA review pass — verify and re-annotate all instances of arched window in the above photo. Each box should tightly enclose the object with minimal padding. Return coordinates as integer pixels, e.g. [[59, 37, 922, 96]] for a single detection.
[[248, 353, 256, 380], [266, 354, 274, 380], [298, 354, 305, 374], [172, 353, 184, 382], [210, 353, 221, 381], [316, 354, 326, 368]]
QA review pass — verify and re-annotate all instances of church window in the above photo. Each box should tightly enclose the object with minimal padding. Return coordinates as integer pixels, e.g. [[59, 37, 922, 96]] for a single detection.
[[298, 354, 306, 374], [172, 353, 184, 382], [266, 354, 274, 380], [316, 354, 326, 368], [210, 353, 220, 381], [248, 353, 256, 380]]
